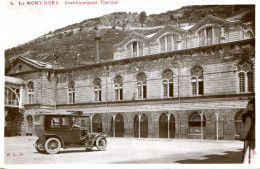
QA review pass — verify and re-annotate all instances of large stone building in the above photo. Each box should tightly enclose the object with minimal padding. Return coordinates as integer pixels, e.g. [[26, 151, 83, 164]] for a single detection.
[[5, 15, 255, 140]]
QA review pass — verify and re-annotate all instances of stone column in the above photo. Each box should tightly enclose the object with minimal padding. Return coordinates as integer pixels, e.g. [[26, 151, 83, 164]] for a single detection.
[[215, 111, 219, 141], [112, 113, 116, 138], [137, 113, 142, 139], [90, 114, 93, 133], [19, 86, 23, 109], [177, 35, 181, 50], [200, 111, 204, 141], [167, 112, 171, 140]]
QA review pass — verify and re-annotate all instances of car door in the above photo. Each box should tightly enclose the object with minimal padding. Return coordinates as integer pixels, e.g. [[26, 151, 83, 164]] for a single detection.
[[59, 116, 72, 143], [69, 117, 81, 143]]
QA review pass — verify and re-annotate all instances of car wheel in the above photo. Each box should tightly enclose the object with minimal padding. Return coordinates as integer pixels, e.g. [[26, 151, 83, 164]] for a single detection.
[[35, 139, 46, 153], [45, 138, 61, 154], [96, 138, 107, 151]]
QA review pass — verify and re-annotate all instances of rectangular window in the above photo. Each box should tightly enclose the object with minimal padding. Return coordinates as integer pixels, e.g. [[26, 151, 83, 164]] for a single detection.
[[50, 117, 60, 128], [160, 37, 165, 53], [133, 42, 137, 57], [138, 86, 142, 99], [143, 86, 147, 99], [163, 84, 168, 97], [248, 73, 254, 92], [115, 89, 119, 100], [61, 117, 70, 128], [29, 93, 34, 103], [138, 42, 143, 56], [192, 82, 197, 95], [120, 88, 123, 100], [206, 27, 213, 45], [99, 91, 102, 101], [199, 30, 205, 47], [127, 43, 131, 58], [167, 35, 172, 52], [199, 81, 204, 95], [95, 91, 98, 101], [239, 76, 245, 92], [169, 83, 173, 97]]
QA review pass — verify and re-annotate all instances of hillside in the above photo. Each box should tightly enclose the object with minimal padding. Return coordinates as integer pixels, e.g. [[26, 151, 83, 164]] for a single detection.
[[5, 5, 255, 68]]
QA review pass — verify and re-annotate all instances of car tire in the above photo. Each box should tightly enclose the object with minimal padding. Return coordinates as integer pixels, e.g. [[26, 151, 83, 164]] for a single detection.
[[45, 138, 61, 154], [96, 137, 107, 151], [35, 139, 46, 153]]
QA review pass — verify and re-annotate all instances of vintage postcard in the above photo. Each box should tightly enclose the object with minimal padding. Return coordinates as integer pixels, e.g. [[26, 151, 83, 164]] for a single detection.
[[1, 0, 259, 168]]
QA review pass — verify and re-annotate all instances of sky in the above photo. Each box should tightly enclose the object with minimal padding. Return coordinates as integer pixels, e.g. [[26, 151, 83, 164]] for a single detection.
[[1, 0, 257, 50], [1, 0, 182, 49]]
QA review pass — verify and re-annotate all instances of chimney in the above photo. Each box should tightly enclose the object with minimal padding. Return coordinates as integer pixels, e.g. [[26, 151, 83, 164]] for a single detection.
[[95, 36, 101, 64]]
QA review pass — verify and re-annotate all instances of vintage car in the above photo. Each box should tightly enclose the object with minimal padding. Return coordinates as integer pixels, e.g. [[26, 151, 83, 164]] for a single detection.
[[34, 111, 107, 154]]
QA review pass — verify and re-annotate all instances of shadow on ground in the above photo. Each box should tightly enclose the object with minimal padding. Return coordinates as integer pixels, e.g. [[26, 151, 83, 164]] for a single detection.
[[113, 149, 244, 164], [176, 149, 243, 164]]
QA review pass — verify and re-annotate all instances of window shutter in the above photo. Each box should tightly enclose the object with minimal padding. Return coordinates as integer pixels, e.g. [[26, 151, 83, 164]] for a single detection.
[[199, 81, 204, 95], [143, 86, 147, 99], [120, 88, 123, 100], [138, 42, 143, 56], [169, 83, 173, 97], [167, 35, 172, 52], [206, 27, 212, 45], [160, 37, 165, 53], [214, 27, 221, 44], [126, 43, 131, 57], [199, 30, 205, 46], [99, 90, 102, 101]]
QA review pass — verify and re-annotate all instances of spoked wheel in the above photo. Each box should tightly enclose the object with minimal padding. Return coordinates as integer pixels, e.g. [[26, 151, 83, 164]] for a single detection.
[[96, 137, 107, 151], [35, 139, 46, 153], [45, 138, 61, 154]]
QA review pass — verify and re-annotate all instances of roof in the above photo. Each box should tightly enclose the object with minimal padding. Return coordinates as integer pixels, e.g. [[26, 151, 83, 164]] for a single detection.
[[5, 76, 24, 85], [189, 15, 242, 32], [19, 56, 54, 69]]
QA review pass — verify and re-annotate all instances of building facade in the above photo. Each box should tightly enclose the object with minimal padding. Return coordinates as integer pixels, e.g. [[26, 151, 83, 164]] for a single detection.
[[5, 15, 255, 140]]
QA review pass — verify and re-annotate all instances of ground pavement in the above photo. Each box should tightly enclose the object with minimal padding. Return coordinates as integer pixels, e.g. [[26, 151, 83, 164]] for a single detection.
[[4, 136, 244, 164]]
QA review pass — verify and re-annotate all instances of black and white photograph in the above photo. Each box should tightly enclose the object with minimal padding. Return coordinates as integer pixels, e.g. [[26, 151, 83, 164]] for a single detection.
[[1, 0, 259, 168]]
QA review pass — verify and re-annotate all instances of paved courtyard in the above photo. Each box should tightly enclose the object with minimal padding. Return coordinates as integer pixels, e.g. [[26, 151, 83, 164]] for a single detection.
[[4, 136, 244, 164]]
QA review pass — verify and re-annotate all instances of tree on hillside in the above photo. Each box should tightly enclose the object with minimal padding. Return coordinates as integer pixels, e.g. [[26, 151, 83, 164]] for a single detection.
[[170, 15, 174, 21], [140, 11, 147, 27]]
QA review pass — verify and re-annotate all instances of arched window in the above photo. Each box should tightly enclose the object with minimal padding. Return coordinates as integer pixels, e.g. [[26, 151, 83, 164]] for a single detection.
[[191, 66, 203, 95], [114, 75, 123, 100], [126, 41, 143, 57], [238, 61, 254, 93], [136, 72, 147, 99], [162, 69, 173, 97], [28, 81, 34, 104], [134, 114, 148, 138], [188, 112, 206, 135], [94, 78, 102, 102], [92, 114, 102, 132], [159, 34, 174, 53], [68, 81, 75, 103], [199, 26, 221, 46], [111, 114, 124, 137], [159, 113, 175, 138]]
